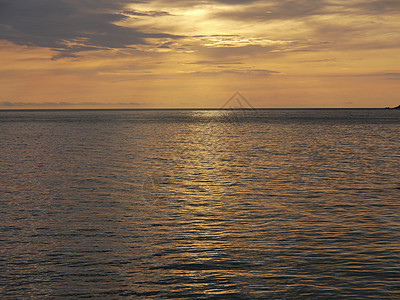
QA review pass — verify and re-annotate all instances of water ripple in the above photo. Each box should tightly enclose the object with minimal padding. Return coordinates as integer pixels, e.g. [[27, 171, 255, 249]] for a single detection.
[[0, 109, 399, 299]]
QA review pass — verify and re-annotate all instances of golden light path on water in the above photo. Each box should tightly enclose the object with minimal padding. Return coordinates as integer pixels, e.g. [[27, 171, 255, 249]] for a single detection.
[[1, 108, 399, 298]]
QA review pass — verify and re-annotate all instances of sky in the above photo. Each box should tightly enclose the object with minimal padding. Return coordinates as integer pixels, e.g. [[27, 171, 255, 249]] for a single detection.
[[0, 0, 399, 108]]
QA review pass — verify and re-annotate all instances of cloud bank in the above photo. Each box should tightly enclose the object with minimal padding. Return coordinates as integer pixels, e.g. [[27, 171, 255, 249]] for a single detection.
[[0, 0, 176, 58], [1, 0, 399, 58]]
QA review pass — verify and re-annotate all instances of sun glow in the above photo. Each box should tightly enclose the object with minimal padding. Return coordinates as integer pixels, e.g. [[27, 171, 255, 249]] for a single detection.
[[1, 0, 400, 108], [122, 3, 253, 37]]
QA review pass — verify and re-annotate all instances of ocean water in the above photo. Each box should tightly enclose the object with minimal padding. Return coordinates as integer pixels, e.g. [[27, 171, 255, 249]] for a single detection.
[[0, 109, 399, 299]]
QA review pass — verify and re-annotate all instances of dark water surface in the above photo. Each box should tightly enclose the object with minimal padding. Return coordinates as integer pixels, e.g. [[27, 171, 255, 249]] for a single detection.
[[1, 109, 399, 299]]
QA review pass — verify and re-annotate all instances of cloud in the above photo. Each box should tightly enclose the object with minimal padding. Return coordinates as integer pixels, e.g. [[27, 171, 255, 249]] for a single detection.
[[182, 68, 279, 77], [355, 72, 400, 80], [212, 0, 400, 21], [122, 9, 172, 17], [0, 0, 178, 58], [0, 101, 142, 107], [1, 0, 400, 65], [186, 60, 243, 65], [297, 58, 336, 63], [119, 0, 400, 58], [213, 0, 332, 21], [350, 0, 400, 14]]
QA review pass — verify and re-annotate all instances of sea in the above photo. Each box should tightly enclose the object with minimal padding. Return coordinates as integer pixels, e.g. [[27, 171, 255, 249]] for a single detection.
[[0, 109, 399, 299]]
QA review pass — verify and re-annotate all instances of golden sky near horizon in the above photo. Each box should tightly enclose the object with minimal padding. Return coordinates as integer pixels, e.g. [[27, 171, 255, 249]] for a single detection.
[[1, 0, 400, 108]]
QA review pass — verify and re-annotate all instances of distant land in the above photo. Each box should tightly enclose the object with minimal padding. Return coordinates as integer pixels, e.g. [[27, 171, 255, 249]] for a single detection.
[[385, 105, 400, 109]]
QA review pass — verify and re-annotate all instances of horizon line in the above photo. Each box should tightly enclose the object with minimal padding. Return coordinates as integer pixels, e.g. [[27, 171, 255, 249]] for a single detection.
[[0, 107, 392, 111]]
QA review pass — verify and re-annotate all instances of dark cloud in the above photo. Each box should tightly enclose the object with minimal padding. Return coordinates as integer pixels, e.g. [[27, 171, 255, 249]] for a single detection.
[[123, 9, 172, 17], [0, 0, 178, 58], [51, 51, 79, 61], [356, 72, 400, 80], [351, 0, 400, 14]]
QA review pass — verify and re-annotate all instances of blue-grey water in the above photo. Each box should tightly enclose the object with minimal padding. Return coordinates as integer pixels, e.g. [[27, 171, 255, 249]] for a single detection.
[[0, 109, 399, 299]]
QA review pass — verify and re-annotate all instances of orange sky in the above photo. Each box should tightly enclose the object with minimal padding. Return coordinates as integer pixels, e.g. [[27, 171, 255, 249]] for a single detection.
[[1, 0, 399, 108]]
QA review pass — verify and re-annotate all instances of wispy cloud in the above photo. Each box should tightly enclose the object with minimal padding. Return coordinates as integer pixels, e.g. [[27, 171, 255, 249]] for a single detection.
[[181, 68, 279, 77], [355, 72, 400, 80], [185, 60, 243, 65], [0, 101, 142, 107]]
